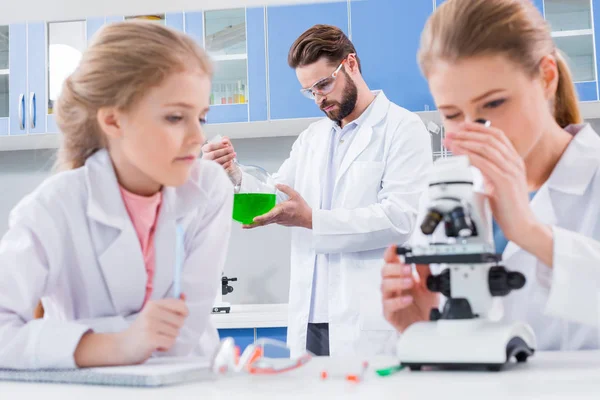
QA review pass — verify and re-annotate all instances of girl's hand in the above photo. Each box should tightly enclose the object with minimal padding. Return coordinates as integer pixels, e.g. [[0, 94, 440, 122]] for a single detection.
[[115, 297, 189, 365]]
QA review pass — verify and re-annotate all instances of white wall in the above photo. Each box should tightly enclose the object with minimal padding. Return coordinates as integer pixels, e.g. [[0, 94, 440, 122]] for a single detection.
[[0, 136, 297, 305]]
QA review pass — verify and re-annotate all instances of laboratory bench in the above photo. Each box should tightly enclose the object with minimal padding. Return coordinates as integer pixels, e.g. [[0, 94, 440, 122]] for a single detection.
[[213, 303, 288, 351], [2, 350, 600, 399]]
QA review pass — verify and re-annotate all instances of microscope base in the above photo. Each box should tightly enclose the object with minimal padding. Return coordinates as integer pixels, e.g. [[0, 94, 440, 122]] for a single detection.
[[396, 319, 536, 371]]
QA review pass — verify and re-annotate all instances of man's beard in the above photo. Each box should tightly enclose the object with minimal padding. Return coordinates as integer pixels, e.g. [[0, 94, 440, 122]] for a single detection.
[[320, 72, 358, 123]]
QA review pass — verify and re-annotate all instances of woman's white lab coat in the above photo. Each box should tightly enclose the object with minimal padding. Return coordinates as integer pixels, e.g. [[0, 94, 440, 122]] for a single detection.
[[0, 149, 233, 369], [241, 91, 433, 357], [415, 123, 600, 350]]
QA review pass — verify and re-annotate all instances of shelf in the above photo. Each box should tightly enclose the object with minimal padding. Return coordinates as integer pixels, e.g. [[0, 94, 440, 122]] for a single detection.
[[0, 133, 62, 151], [4, 103, 600, 152], [551, 29, 593, 38], [0, 69, 8, 75], [211, 54, 247, 61]]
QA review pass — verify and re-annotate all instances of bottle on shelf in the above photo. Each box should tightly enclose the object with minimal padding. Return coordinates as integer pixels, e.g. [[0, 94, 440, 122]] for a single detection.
[[233, 82, 240, 104], [227, 83, 233, 104], [237, 81, 245, 104]]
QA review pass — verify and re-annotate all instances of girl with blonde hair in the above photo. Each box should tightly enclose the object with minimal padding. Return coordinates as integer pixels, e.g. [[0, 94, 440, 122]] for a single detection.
[[0, 20, 233, 369]]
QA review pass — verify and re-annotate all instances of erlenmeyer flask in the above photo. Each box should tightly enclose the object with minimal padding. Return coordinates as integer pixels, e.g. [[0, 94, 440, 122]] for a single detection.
[[207, 135, 276, 225]]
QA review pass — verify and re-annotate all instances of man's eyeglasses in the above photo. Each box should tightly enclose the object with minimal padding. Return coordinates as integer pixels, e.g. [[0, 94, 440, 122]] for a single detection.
[[300, 58, 348, 100]]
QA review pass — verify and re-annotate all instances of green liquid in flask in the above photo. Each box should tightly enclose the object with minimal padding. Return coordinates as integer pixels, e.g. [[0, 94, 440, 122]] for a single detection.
[[233, 193, 276, 225]]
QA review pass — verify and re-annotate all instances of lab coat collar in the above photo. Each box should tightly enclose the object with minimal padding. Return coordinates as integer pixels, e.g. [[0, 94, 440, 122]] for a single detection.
[[545, 123, 600, 195], [335, 91, 390, 185], [502, 123, 600, 263], [85, 148, 206, 228]]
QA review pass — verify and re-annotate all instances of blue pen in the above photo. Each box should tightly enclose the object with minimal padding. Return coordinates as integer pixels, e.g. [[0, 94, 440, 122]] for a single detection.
[[173, 224, 184, 299]]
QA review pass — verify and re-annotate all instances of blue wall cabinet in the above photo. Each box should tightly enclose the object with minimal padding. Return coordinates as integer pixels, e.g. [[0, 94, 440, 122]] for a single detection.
[[86, 17, 105, 43], [247, 7, 268, 122], [266, 2, 350, 120], [198, 8, 253, 124], [217, 327, 288, 358], [0, 25, 11, 135], [546, 0, 598, 101], [592, 0, 600, 101], [533, 0, 545, 15], [27, 22, 47, 134], [256, 327, 288, 358], [351, 0, 435, 112], [46, 19, 88, 133], [9, 24, 26, 135], [165, 13, 184, 32], [9, 22, 46, 135]]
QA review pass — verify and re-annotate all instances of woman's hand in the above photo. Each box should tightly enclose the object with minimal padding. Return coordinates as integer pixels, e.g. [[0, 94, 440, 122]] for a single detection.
[[381, 246, 439, 332], [444, 121, 553, 266]]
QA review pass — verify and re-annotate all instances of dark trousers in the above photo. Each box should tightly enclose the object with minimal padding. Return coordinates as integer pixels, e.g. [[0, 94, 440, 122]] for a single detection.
[[306, 323, 330, 356]]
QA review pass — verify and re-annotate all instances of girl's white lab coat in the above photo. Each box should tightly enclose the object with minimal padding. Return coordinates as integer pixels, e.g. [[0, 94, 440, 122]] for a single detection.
[[241, 92, 433, 357], [416, 123, 600, 350], [0, 149, 233, 369]]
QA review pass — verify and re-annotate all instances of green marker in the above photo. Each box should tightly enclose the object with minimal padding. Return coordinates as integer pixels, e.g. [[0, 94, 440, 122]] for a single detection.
[[375, 364, 405, 377]]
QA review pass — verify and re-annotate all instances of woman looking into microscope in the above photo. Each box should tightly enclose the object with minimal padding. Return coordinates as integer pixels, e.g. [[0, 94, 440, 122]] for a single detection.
[[381, 0, 600, 351]]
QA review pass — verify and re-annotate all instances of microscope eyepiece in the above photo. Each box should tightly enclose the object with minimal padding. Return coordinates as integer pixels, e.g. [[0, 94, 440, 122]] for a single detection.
[[420, 208, 443, 235], [475, 118, 491, 127]]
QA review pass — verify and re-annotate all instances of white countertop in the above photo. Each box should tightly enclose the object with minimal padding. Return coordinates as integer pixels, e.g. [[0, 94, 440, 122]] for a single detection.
[[211, 303, 288, 329], [3, 351, 600, 399]]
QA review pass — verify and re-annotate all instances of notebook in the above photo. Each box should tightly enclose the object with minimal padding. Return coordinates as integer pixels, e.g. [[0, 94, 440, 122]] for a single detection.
[[0, 357, 215, 387]]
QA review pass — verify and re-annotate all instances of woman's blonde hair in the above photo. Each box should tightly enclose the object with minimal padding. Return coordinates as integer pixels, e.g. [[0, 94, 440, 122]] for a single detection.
[[418, 0, 582, 129], [54, 20, 213, 171]]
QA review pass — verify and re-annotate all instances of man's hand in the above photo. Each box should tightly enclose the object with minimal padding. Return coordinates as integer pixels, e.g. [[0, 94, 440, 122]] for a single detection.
[[243, 185, 313, 230]]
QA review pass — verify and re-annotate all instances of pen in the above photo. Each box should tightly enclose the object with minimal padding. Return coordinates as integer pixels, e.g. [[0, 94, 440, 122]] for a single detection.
[[173, 224, 184, 299]]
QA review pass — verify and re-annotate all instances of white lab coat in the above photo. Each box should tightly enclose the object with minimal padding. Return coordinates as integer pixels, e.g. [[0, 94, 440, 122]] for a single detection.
[[415, 123, 600, 351], [0, 149, 233, 369], [242, 91, 433, 357]]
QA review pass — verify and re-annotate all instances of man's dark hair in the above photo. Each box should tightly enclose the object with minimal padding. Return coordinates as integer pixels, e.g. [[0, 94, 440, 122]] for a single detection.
[[287, 24, 361, 72]]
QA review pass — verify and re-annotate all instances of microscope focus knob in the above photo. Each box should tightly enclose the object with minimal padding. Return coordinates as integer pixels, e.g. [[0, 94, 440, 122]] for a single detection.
[[426, 269, 451, 297], [429, 308, 442, 321], [489, 266, 526, 296]]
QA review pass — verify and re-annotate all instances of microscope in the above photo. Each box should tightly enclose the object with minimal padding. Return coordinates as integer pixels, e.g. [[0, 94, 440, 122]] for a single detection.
[[395, 153, 536, 371], [212, 274, 237, 314]]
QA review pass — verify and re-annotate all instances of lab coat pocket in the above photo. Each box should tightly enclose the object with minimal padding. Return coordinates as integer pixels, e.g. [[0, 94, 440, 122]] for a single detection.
[[345, 161, 385, 208]]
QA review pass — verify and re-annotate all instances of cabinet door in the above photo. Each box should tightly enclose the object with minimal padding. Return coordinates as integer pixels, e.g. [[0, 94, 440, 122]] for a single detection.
[[27, 22, 46, 134], [165, 13, 184, 32], [593, 0, 600, 101], [545, 0, 597, 100], [0, 25, 10, 135], [9, 23, 27, 135], [267, 2, 349, 120], [217, 328, 255, 353], [256, 328, 289, 358], [46, 20, 86, 133], [247, 7, 268, 122], [351, 0, 434, 112], [86, 17, 105, 43], [204, 8, 249, 124]]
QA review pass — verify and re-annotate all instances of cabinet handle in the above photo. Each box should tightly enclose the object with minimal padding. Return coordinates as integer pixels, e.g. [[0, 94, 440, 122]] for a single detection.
[[18, 94, 25, 130], [29, 92, 36, 129]]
